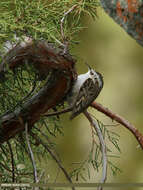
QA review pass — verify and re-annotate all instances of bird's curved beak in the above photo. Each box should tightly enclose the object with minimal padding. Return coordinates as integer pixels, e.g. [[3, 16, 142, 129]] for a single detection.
[[85, 62, 91, 71]]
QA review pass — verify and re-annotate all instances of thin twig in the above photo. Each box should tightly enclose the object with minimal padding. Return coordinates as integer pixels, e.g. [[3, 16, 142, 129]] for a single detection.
[[37, 170, 45, 183], [7, 141, 15, 183], [25, 123, 38, 183], [34, 127, 55, 148], [60, 4, 78, 53], [34, 126, 63, 166], [0, 162, 13, 174], [0, 161, 33, 177], [42, 107, 72, 117], [54, 168, 60, 183], [84, 111, 107, 190], [0, 161, 33, 176], [0, 143, 31, 176], [0, 145, 9, 157], [43, 120, 56, 137], [91, 102, 143, 149], [30, 131, 75, 190], [60, 4, 77, 41]]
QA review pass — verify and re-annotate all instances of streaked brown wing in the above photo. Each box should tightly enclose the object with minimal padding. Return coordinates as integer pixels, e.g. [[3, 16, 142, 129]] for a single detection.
[[70, 78, 102, 119]]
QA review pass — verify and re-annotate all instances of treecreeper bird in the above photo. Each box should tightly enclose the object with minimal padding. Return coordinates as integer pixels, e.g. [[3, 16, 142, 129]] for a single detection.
[[68, 65, 104, 119]]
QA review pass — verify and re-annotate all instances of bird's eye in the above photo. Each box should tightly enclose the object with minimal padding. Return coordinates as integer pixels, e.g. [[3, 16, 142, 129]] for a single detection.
[[90, 70, 94, 75]]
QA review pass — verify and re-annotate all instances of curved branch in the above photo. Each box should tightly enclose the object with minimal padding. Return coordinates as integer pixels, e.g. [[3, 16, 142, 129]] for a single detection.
[[91, 102, 143, 149], [0, 41, 76, 143], [84, 111, 107, 190]]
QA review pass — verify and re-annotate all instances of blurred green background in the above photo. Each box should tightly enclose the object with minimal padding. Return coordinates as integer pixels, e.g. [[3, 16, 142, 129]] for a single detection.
[[38, 7, 143, 189]]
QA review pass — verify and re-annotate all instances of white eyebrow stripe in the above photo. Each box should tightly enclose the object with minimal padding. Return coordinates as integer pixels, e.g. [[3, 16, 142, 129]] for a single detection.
[[90, 69, 103, 88], [94, 72, 103, 88]]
